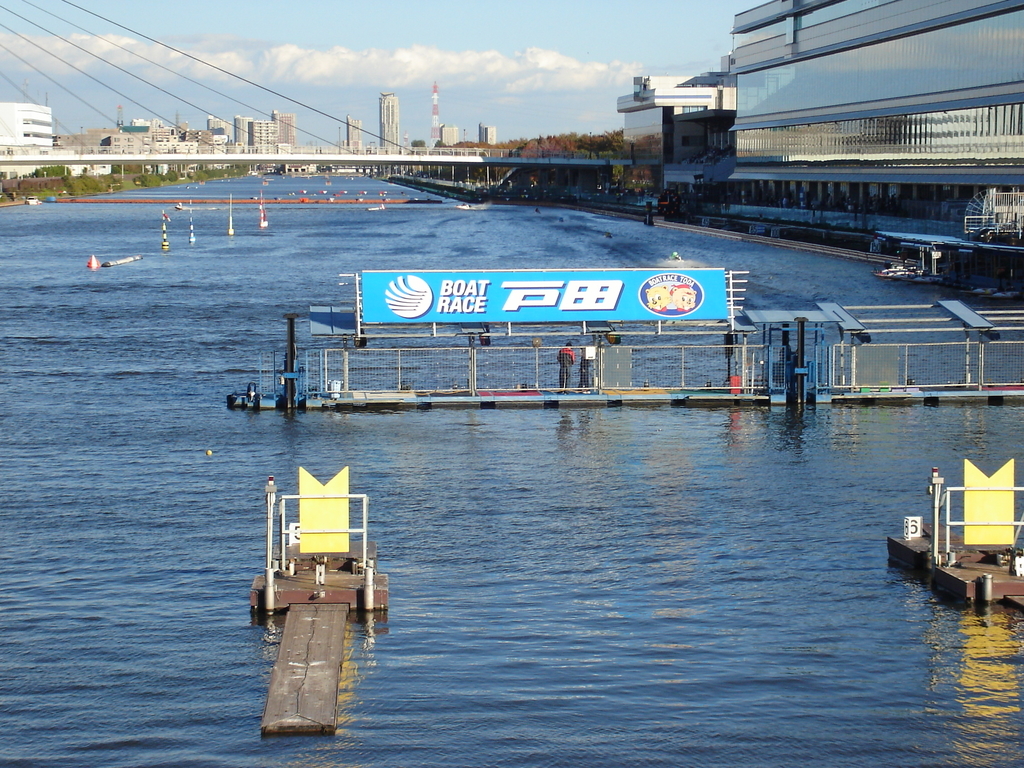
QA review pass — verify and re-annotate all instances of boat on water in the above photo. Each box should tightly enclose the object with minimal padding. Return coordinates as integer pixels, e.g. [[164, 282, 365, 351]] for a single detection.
[[366, 205, 385, 211], [873, 264, 931, 281], [455, 203, 488, 211], [23, 196, 41, 205]]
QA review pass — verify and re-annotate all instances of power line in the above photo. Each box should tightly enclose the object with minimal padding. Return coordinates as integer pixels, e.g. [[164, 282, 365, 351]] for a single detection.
[[0, 35, 114, 124], [15, 0, 342, 148], [57, 0, 403, 152]]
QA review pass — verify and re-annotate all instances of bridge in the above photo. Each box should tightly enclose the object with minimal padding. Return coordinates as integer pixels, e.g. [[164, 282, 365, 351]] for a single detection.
[[0, 148, 628, 172]]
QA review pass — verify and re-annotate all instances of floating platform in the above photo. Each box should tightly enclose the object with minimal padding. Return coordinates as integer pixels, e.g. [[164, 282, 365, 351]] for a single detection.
[[261, 604, 350, 736], [250, 543, 387, 612], [228, 386, 1024, 412], [888, 531, 1024, 602]]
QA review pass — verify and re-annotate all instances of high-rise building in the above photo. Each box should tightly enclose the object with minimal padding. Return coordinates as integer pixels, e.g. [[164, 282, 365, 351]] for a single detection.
[[346, 116, 362, 151], [233, 116, 253, 146], [207, 116, 233, 141], [431, 82, 440, 145], [271, 110, 296, 146], [440, 124, 459, 146], [478, 124, 497, 145], [250, 120, 278, 148], [379, 93, 400, 153]]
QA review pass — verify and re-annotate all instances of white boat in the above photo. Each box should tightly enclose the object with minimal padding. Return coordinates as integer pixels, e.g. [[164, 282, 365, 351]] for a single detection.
[[23, 196, 41, 205], [455, 202, 489, 210], [366, 205, 385, 211]]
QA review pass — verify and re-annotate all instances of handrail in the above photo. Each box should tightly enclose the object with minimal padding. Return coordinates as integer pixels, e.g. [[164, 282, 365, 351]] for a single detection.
[[272, 492, 370, 572]]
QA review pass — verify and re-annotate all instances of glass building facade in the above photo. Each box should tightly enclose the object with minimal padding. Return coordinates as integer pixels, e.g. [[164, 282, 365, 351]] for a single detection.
[[737, 10, 1024, 122], [729, 0, 1024, 195]]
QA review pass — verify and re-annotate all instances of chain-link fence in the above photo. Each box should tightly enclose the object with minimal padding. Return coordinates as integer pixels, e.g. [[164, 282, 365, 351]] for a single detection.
[[305, 344, 760, 394], [830, 341, 1024, 390]]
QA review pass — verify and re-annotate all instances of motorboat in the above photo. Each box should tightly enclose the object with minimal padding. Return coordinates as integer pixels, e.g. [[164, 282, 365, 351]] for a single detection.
[[23, 196, 41, 205]]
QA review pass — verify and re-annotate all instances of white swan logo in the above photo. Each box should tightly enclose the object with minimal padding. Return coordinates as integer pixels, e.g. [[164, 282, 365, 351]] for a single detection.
[[384, 274, 433, 319]]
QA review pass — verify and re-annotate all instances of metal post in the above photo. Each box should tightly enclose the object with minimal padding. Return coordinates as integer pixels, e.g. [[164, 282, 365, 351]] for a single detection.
[[264, 476, 277, 612], [363, 561, 375, 612], [930, 467, 943, 574], [278, 498, 286, 574], [795, 318, 807, 405], [284, 313, 299, 411], [978, 573, 993, 603]]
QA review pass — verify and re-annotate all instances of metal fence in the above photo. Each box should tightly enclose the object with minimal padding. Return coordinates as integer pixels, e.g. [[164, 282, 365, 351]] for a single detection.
[[830, 341, 1024, 390], [305, 344, 758, 394]]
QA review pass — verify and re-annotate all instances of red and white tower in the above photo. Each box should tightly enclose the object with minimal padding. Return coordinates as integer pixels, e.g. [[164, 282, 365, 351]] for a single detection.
[[431, 82, 440, 145]]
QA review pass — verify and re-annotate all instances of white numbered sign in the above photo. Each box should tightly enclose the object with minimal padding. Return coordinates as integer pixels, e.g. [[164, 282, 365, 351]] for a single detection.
[[903, 516, 923, 539]]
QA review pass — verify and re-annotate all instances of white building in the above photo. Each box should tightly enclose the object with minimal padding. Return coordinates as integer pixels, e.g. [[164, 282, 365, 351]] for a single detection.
[[478, 124, 497, 145], [379, 93, 400, 153], [0, 103, 53, 148], [271, 110, 296, 146], [440, 124, 460, 146], [234, 116, 253, 146], [346, 115, 362, 151], [250, 120, 279, 150]]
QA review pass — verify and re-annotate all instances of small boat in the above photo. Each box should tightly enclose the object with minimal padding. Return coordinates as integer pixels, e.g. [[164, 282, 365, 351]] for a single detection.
[[174, 202, 184, 211], [873, 264, 926, 281], [366, 204, 386, 211], [23, 196, 41, 205], [455, 203, 487, 211]]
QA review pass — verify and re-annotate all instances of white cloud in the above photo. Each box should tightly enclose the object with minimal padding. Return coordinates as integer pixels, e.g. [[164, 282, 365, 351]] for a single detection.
[[0, 33, 639, 94]]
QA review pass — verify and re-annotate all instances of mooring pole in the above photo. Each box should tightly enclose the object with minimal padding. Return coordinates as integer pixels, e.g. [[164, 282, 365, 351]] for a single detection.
[[794, 318, 807, 405], [363, 560, 375, 612], [284, 313, 299, 411], [264, 476, 277, 613], [929, 466, 943, 574]]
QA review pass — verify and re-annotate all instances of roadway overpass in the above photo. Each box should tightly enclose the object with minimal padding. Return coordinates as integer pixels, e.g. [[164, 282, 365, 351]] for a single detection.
[[0, 150, 629, 171]]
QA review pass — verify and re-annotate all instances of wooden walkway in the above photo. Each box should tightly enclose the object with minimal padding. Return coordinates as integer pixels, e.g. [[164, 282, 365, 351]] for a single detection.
[[261, 603, 350, 736]]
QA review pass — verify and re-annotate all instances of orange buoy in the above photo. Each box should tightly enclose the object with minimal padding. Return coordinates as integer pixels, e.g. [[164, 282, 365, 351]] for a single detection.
[[87, 254, 100, 269]]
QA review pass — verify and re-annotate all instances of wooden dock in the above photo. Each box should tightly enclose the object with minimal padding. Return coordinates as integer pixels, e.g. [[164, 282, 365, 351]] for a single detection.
[[261, 604, 350, 736], [888, 531, 1024, 602]]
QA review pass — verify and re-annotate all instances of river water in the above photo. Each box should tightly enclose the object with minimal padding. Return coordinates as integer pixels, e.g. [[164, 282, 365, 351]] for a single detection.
[[3, 176, 1023, 768]]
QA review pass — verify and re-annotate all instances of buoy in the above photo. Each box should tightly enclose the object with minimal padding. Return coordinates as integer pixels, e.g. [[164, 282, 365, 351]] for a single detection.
[[205, 449, 213, 456], [87, 254, 100, 269]]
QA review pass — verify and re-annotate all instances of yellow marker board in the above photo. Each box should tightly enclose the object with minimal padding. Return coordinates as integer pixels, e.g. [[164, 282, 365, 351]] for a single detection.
[[963, 459, 1016, 546], [298, 466, 350, 554]]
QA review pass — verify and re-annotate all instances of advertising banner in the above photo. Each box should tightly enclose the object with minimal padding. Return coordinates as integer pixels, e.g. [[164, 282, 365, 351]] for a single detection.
[[361, 269, 729, 324]]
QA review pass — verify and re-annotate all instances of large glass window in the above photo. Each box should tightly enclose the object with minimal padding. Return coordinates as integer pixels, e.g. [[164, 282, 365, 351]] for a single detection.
[[794, 0, 895, 30], [738, 9, 1024, 118], [736, 103, 1024, 164]]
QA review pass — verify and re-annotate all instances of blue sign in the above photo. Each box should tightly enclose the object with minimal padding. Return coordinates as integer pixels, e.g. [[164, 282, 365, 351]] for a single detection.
[[360, 269, 729, 324]]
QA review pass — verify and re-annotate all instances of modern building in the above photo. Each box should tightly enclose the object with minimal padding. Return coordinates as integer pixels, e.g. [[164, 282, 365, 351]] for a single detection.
[[250, 120, 279, 149], [234, 116, 253, 146], [0, 103, 53, 148], [379, 93, 400, 153], [728, 0, 1024, 217], [207, 116, 233, 142], [271, 110, 296, 146], [346, 115, 362, 151], [616, 74, 736, 190], [440, 124, 460, 146], [478, 123, 497, 145]]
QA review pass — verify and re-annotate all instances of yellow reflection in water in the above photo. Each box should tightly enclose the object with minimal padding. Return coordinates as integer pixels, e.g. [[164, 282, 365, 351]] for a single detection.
[[952, 611, 1023, 766]]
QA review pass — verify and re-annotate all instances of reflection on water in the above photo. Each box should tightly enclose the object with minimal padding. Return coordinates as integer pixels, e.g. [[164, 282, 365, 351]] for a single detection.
[[952, 610, 1024, 766]]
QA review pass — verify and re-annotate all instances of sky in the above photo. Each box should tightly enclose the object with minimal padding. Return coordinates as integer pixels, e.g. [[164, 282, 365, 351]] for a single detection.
[[0, 0, 755, 145]]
